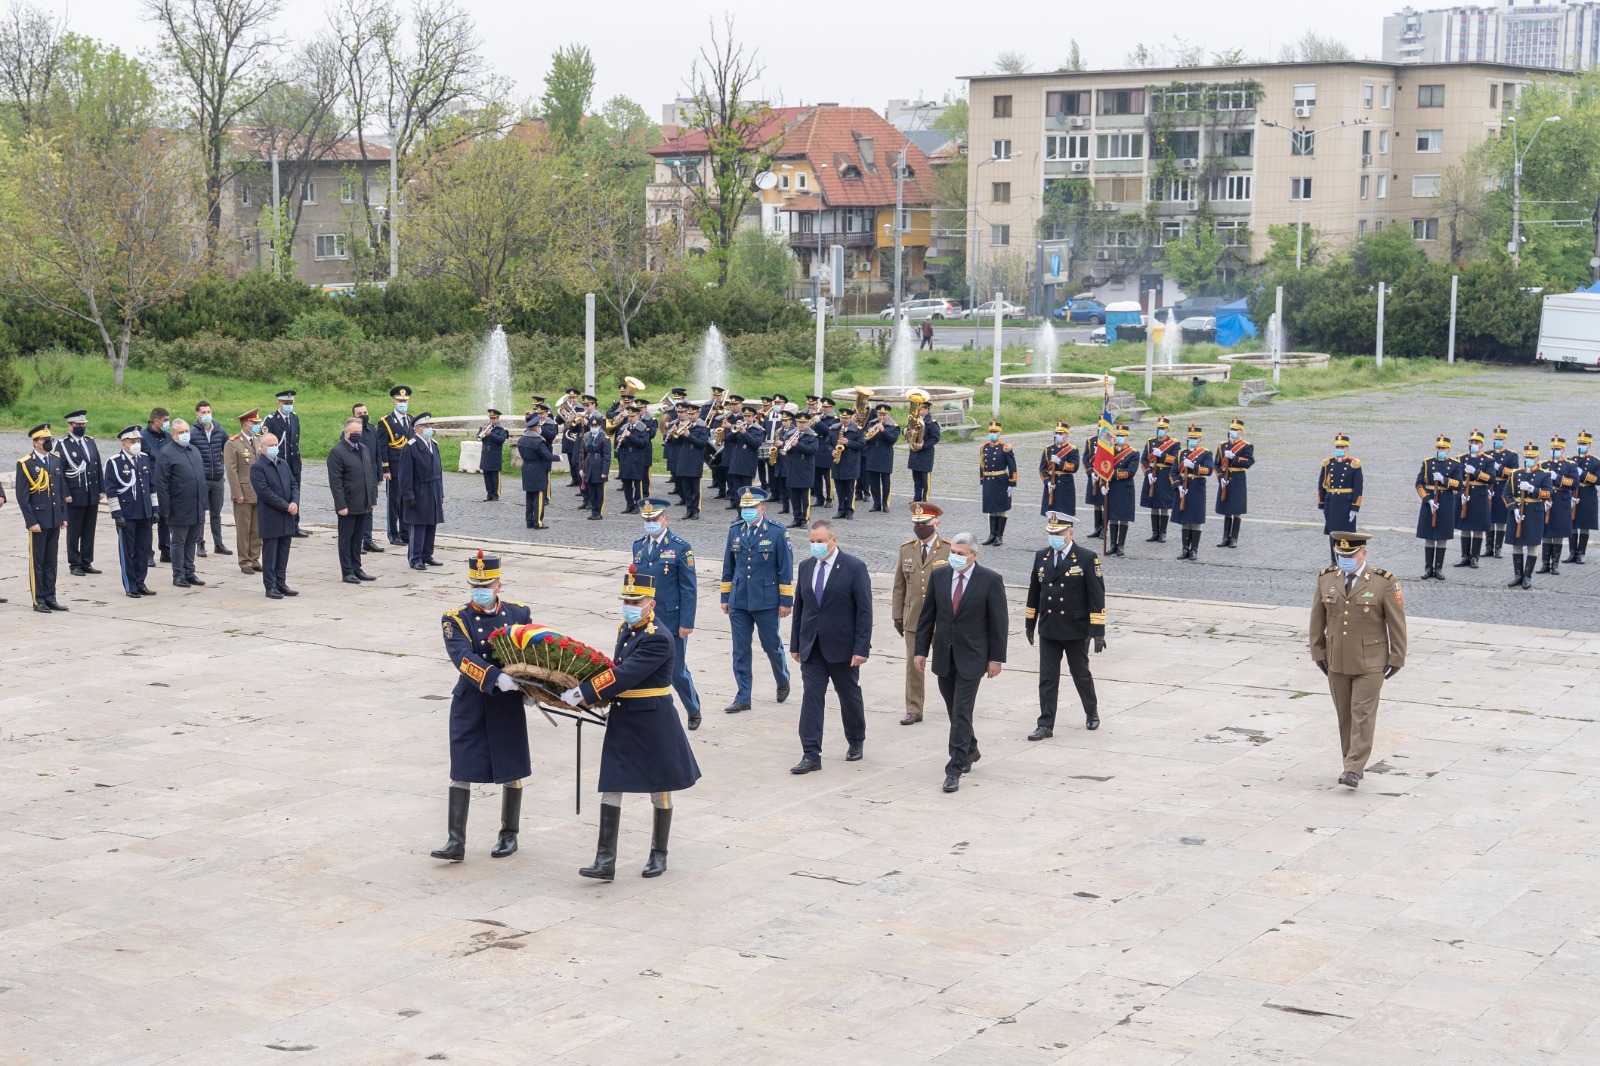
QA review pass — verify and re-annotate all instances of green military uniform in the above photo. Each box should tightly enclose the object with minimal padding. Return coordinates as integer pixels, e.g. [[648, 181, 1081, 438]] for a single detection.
[[890, 502, 951, 724], [1308, 532, 1408, 786]]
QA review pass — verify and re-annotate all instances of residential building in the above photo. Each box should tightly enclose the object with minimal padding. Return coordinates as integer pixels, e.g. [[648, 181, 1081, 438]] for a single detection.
[[220, 127, 393, 287], [965, 60, 1560, 309], [886, 98, 950, 131], [1384, 2, 1600, 69]]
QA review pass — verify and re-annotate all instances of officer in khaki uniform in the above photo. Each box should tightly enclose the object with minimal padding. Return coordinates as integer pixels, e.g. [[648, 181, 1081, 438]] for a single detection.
[[891, 501, 950, 725], [224, 408, 263, 573], [1309, 531, 1407, 788]]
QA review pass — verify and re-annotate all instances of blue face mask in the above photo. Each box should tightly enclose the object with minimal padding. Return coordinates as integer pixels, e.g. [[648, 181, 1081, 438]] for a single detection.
[[421, 427, 435, 439], [1228, 430, 1239, 440], [987, 432, 999, 442], [741, 508, 759, 523], [1580, 445, 1590, 455], [1053, 434, 1064, 444], [621, 604, 644, 626], [1115, 436, 1126, 445], [396, 402, 408, 413], [470, 588, 496, 609], [1470, 444, 1481, 454], [809, 541, 829, 559], [281, 404, 294, 415], [199, 413, 212, 425], [1336, 556, 1358, 574], [250, 422, 263, 435], [1553, 450, 1564, 459], [1156, 428, 1168, 438], [643, 521, 662, 536], [1524, 457, 1536, 468], [176, 432, 191, 446], [1047, 535, 1066, 551], [1334, 448, 1346, 459], [159, 420, 170, 433], [1436, 451, 1449, 460], [948, 552, 970, 572], [266, 445, 280, 459]]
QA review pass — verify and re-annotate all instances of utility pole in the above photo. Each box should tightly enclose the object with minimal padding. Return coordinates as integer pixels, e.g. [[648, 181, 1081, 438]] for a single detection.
[[270, 147, 281, 279], [1260, 118, 1365, 271], [1508, 114, 1560, 270], [892, 103, 931, 326], [388, 128, 400, 280]]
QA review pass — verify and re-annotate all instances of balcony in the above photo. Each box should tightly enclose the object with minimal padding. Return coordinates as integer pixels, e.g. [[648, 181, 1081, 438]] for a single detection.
[[788, 230, 876, 251]]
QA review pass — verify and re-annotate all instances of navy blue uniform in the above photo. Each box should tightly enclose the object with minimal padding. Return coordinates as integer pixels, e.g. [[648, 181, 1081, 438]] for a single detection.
[[863, 418, 901, 511], [581, 619, 702, 793], [832, 424, 865, 516], [1169, 445, 1214, 526], [906, 413, 940, 503], [1319, 457, 1363, 534], [1456, 450, 1495, 533], [1502, 466, 1551, 548], [479, 422, 508, 500], [785, 428, 819, 524], [979, 441, 1017, 514], [812, 413, 838, 503], [399, 436, 445, 566], [579, 428, 612, 517], [59, 432, 103, 570], [1488, 445, 1516, 527], [1541, 458, 1578, 540], [723, 422, 765, 501], [16, 450, 66, 607], [668, 419, 710, 517], [615, 420, 654, 512], [516, 428, 554, 528], [632, 530, 700, 719], [1104, 446, 1140, 523], [378, 411, 412, 543], [1414, 456, 1462, 540], [1140, 436, 1180, 510], [721, 517, 794, 704], [1573, 453, 1600, 530], [442, 599, 533, 783], [1039, 442, 1079, 516], [1214, 439, 1254, 515], [105, 450, 156, 595]]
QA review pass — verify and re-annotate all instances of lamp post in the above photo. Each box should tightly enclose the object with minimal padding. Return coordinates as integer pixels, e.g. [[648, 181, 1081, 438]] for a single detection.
[[1508, 114, 1560, 270], [1260, 118, 1366, 271], [969, 156, 998, 348]]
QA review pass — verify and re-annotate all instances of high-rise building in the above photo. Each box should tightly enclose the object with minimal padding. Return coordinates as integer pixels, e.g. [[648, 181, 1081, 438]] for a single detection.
[[1384, 2, 1600, 69]]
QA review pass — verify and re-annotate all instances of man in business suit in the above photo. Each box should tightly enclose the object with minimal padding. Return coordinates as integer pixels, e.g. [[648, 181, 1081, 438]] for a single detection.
[[1025, 512, 1107, 738], [250, 431, 300, 599], [915, 532, 1009, 793], [788, 518, 874, 773]]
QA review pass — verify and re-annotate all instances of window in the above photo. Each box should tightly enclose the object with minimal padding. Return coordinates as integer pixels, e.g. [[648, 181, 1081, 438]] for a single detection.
[[1360, 175, 1370, 200], [1220, 131, 1253, 157], [1045, 134, 1090, 160], [314, 233, 347, 259], [778, 173, 790, 190], [1413, 174, 1441, 197], [1151, 130, 1200, 159], [300, 181, 317, 204], [1215, 220, 1249, 246], [1381, 84, 1393, 108], [1046, 90, 1089, 116], [991, 224, 1011, 246], [367, 181, 386, 205], [798, 213, 814, 234], [1417, 84, 1445, 107], [1093, 176, 1143, 202], [1096, 88, 1145, 116], [1362, 129, 1372, 155], [797, 172, 808, 190], [993, 95, 1013, 118], [1363, 84, 1374, 109], [1209, 174, 1252, 201], [1159, 178, 1195, 202], [992, 181, 1011, 204], [1292, 84, 1317, 109], [1155, 221, 1184, 246], [1416, 129, 1442, 152], [1357, 219, 1367, 237], [1490, 84, 1499, 109], [1501, 82, 1516, 111], [243, 235, 252, 252], [1210, 85, 1257, 111], [1379, 130, 1391, 154], [767, 206, 782, 233], [899, 207, 911, 231], [340, 180, 358, 203], [1095, 132, 1143, 159], [839, 164, 862, 180], [1291, 130, 1315, 156], [1412, 218, 1439, 241], [1377, 174, 1388, 198], [240, 184, 251, 205], [992, 139, 1012, 161], [1100, 229, 1138, 249], [1153, 86, 1201, 113], [1290, 177, 1313, 201]]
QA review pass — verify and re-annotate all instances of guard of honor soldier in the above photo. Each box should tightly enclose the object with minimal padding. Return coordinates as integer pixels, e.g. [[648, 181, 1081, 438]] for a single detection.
[[1540, 435, 1578, 575], [1487, 425, 1516, 558], [16, 423, 68, 612], [1570, 429, 1599, 564], [891, 502, 950, 726], [1169, 423, 1213, 562], [1102, 423, 1140, 557], [1140, 415, 1180, 544], [1039, 421, 1078, 518], [1214, 417, 1253, 548], [1025, 511, 1106, 738], [1414, 434, 1462, 580], [1503, 440, 1551, 590], [979, 420, 1017, 546], [1318, 433, 1363, 564], [1453, 429, 1494, 569]]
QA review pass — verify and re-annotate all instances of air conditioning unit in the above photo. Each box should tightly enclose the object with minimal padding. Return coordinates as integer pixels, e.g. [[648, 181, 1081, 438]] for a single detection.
[[1095, 249, 1111, 260], [1096, 202, 1117, 212], [1070, 161, 1087, 172], [1180, 158, 1200, 170], [1294, 106, 1312, 118], [856, 260, 872, 272], [1362, 153, 1373, 166], [1069, 116, 1087, 128], [1184, 200, 1199, 209]]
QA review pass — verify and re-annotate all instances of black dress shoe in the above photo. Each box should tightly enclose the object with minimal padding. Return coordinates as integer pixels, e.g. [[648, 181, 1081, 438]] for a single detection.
[[587, 513, 604, 520], [196, 546, 207, 557], [173, 578, 191, 588], [424, 559, 443, 567], [214, 545, 232, 556], [845, 743, 864, 762], [343, 575, 361, 584], [138, 586, 156, 596], [266, 588, 284, 599], [355, 571, 376, 581], [70, 566, 85, 576], [724, 700, 751, 714], [292, 531, 311, 538], [278, 586, 299, 596], [776, 682, 790, 703], [159, 552, 171, 563], [1086, 714, 1100, 730], [187, 577, 206, 586], [46, 599, 68, 611], [943, 774, 960, 793], [83, 565, 103, 574], [1028, 727, 1053, 741], [687, 716, 702, 731], [126, 590, 142, 598], [412, 563, 428, 571], [1338, 771, 1360, 788], [363, 541, 385, 553], [790, 757, 821, 774], [33, 603, 51, 613]]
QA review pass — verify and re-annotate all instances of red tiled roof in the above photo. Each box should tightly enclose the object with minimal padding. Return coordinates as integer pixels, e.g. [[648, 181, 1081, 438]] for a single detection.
[[229, 126, 392, 163], [778, 193, 824, 213], [773, 107, 932, 209], [649, 106, 807, 158]]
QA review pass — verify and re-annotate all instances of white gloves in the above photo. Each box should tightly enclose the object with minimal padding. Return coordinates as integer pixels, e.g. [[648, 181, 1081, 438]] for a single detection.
[[1519, 480, 1534, 492], [1432, 472, 1445, 484], [494, 673, 519, 693], [1465, 464, 1476, 475], [560, 686, 584, 707]]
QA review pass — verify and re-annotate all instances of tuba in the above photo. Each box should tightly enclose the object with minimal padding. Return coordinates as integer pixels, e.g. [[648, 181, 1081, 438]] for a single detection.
[[904, 388, 929, 450], [852, 385, 874, 424]]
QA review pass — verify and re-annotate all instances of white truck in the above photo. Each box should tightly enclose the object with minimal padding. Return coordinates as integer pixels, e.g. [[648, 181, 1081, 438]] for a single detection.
[[1536, 291, 1600, 369]]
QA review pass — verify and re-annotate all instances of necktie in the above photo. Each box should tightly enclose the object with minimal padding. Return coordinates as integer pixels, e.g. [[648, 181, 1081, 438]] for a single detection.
[[952, 572, 966, 614], [814, 560, 827, 604], [1344, 575, 1355, 596], [921, 543, 928, 564]]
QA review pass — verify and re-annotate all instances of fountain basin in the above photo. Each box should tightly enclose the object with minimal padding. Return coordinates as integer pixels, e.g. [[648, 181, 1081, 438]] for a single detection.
[[1109, 363, 1232, 383], [984, 373, 1115, 396], [1219, 351, 1331, 370], [830, 385, 975, 412]]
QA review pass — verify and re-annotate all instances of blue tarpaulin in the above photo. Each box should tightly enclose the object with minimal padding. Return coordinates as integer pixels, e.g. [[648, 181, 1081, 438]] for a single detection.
[[1575, 280, 1600, 294], [1215, 298, 1257, 347]]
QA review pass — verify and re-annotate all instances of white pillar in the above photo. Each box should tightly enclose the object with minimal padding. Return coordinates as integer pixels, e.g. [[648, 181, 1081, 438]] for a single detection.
[[991, 291, 1004, 420], [1447, 274, 1458, 364], [388, 135, 399, 280], [1375, 282, 1386, 370], [584, 293, 596, 396], [1143, 287, 1155, 398], [1273, 285, 1284, 387], [270, 149, 281, 279], [813, 279, 826, 398]]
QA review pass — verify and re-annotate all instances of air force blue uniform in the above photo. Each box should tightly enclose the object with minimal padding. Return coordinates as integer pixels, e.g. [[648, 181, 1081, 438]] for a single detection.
[[720, 507, 794, 705], [631, 520, 701, 721]]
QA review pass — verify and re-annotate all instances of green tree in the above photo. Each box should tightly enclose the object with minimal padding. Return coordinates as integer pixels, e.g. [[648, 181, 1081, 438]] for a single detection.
[[728, 228, 797, 297], [1259, 223, 1321, 270], [1063, 41, 1086, 71], [546, 179, 671, 348], [1353, 223, 1426, 282], [993, 49, 1030, 74], [578, 95, 660, 200], [1161, 217, 1224, 292], [0, 0, 65, 134], [541, 43, 594, 143]]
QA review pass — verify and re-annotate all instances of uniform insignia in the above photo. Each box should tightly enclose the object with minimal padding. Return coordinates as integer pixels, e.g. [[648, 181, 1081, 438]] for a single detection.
[[1067, 566, 1082, 575], [661, 550, 676, 559], [1372, 568, 1394, 579], [1094, 563, 1103, 576], [1319, 565, 1339, 575], [1037, 567, 1045, 580], [685, 551, 695, 568]]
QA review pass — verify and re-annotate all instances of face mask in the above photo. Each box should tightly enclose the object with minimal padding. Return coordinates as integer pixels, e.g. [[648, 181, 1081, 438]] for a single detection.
[[71, 424, 86, 437], [251, 422, 263, 435], [621, 604, 644, 626], [470, 588, 496, 609], [159, 421, 170, 433], [1115, 436, 1127, 445], [346, 435, 361, 447], [396, 403, 408, 413], [1334, 448, 1346, 458], [741, 508, 759, 523], [281, 404, 294, 415], [1053, 434, 1064, 444], [176, 432, 191, 446], [1336, 556, 1358, 574], [643, 521, 662, 536], [1553, 450, 1564, 460], [127, 442, 142, 456], [948, 553, 970, 572], [199, 414, 212, 425], [358, 414, 369, 425], [266, 445, 280, 459], [987, 432, 999, 442], [1047, 535, 1066, 551], [1524, 457, 1536, 468], [1580, 445, 1590, 455], [422, 427, 435, 439], [809, 542, 829, 559], [1470, 444, 1481, 454], [1156, 428, 1168, 438], [1436, 450, 1449, 460], [38, 438, 54, 452], [1228, 430, 1239, 440], [913, 524, 935, 541]]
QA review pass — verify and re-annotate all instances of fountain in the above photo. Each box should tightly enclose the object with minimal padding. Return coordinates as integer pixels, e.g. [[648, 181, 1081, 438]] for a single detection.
[[1035, 321, 1059, 378], [1159, 310, 1181, 367], [474, 323, 514, 414], [1218, 314, 1332, 370], [983, 319, 1114, 394], [887, 315, 918, 386], [694, 324, 729, 400], [833, 313, 976, 418]]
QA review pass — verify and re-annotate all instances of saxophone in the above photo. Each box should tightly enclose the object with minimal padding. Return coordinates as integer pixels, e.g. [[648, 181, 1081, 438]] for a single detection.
[[832, 429, 848, 464]]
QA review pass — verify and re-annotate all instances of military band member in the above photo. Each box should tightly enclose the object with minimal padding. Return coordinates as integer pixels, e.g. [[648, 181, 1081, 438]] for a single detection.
[[615, 404, 654, 514], [579, 414, 612, 520], [1214, 417, 1253, 548], [1540, 434, 1578, 575], [1103, 424, 1140, 557], [558, 388, 584, 486], [1025, 511, 1106, 737], [1169, 424, 1214, 561], [1084, 429, 1105, 538], [59, 410, 103, 576], [785, 413, 819, 527], [1414, 434, 1462, 580], [1566, 429, 1598, 564], [105, 425, 157, 598], [399, 413, 445, 568], [262, 390, 306, 538], [831, 407, 866, 519], [431, 551, 532, 862], [891, 502, 950, 725], [1487, 424, 1515, 558], [769, 407, 795, 514], [477, 409, 508, 501], [812, 398, 838, 506], [1039, 421, 1078, 517], [757, 395, 780, 492], [17, 423, 68, 613], [224, 409, 263, 574], [979, 420, 1017, 545], [720, 488, 794, 713], [632, 498, 702, 729], [379, 385, 413, 545], [667, 401, 709, 519], [1318, 433, 1363, 564], [863, 404, 900, 512], [905, 394, 940, 504], [516, 411, 555, 529], [723, 401, 765, 507], [1309, 532, 1407, 789], [1140, 416, 1180, 544], [566, 566, 702, 881], [1454, 429, 1495, 569], [1503, 441, 1551, 590]]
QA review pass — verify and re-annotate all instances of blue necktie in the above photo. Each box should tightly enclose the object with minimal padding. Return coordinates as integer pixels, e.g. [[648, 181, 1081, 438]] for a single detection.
[[814, 560, 826, 605]]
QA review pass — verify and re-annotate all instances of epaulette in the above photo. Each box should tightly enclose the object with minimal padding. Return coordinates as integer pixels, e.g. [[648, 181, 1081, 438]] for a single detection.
[[229, 432, 243, 442], [1321, 457, 1331, 468], [645, 623, 658, 635], [901, 538, 920, 548], [1350, 458, 1362, 468], [501, 599, 527, 608], [1371, 567, 1394, 579], [1319, 565, 1339, 575]]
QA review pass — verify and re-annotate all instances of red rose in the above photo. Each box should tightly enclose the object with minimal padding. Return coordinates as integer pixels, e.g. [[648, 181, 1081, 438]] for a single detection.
[[488, 627, 506, 640], [543, 633, 556, 643], [558, 637, 570, 649]]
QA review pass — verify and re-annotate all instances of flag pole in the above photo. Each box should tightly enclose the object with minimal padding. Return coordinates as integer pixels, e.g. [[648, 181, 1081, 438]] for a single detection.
[[1102, 373, 1110, 558]]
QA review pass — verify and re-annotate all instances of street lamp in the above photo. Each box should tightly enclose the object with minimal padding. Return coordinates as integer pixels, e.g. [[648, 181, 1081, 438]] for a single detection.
[[968, 155, 999, 346], [1260, 118, 1366, 270], [1507, 114, 1560, 270]]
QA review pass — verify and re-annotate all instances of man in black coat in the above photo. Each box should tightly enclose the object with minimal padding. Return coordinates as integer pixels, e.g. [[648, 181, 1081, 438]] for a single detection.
[[190, 400, 232, 558], [400, 413, 446, 567], [250, 431, 300, 598], [141, 407, 171, 563], [788, 519, 874, 773], [262, 389, 308, 538], [16, 423, 68, 611], [478, 408, 509, 501], [327, 417, 379, 584], [59, 410, 104, 576], [352, 401, 385, 554], [516, 410, 555, 529], [1025, 512, 1107, 738], [153, 418, 209, 588], [915, 532, 1009, 792]]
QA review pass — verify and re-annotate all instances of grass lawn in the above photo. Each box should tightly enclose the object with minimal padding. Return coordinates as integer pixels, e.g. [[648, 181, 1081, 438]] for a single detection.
[[3, 341, 1477, 460]]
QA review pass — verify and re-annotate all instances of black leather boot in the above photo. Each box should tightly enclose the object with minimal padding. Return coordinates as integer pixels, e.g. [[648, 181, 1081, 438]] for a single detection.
[[1507, 556, 1525, 587], [579, 802, 621, 881], [430, 787, 469, 861], [491, 786, 521, 858], [1521, 554, 1535, 590], [1579, 531, 1591, 563], [1090, 508, 1103, 539], [993, 516, 1006, 546], [1453, 538, 1473, 567], [1566, 535, 1581, 564], [1146, 513, 1162, 542], [1550, 544, 1561, 575], [1469, 534, 1481, 567], [642, 806, 672, 878], [982, 515, 997, 546], [1492, 529, 1505, 558]]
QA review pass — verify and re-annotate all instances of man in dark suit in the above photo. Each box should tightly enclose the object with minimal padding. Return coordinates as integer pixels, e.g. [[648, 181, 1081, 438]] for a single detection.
[[154, 417, 208, 588], [262, 390, 308, 538], [788, 518, 873, 773], [1025, 512, 1107, 739], [250, 431, 300, 599], [478, 408, 509, 501], [326, 417, 379, 584], [915, 532, 1009, 793], [59, 410, 104, 576]]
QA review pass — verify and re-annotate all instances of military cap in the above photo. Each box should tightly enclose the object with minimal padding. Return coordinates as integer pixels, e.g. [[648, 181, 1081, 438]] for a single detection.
[[390, 385, 412, 399], [530, 394, 547, 404], [1156, 415, 1171, 430], [1524, 440, 1541, 458], [1115, 422, 1130, 434], [820, 397, 836, 408], [621, 563, 655, 600], [564, 387, 580, 396], [759, 395, 773, 404], [64, 410, 87, 423], [467, 549, 501, 586], [1468, 428, 1484, 444], [727, 393, 746, 403], [805, 394, 820, 403], [987, 419, 1003, 433], [675, 401, 695, 411], [910, 501, 943, 522], [1229, 417, 1245, 432], [840, 404, 860, 418], [1493, 424, 1508, 440], [117, 424, 142, 441], [1330, 531, 1372, 555], [238, 408, 260, 423], [773, 393, 789, 404], [1186, 423, 1202, 438], [275, 389, 296, 402], [797, 412, 814, 423], [487, 408, 502, 417], [1334, 432, 1351, 447], [638, 496, 671, 518], [413, 412, 434, 426], [779, 408, 795, 421], [1434, 434, 1451, 449], [738, 486, 768, 507], [1551, 435, 1567, 450], [1045, 510, 1076, 533], [1054, 420, 1070, 434], [28, 423, 50, 439], [581, 394, 597, 404], [710, 385, 727, 394], [874, 404, 893, 414], [1580, 429, 1593, 446]]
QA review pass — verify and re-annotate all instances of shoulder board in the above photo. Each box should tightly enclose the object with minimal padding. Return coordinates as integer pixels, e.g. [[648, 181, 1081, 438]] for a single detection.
[[901, 538, 919, 548], [1321, 457, 1331, 468], [229, 432, 244, 442], [1319, 565, 1339, 575], [501, 599, 528, 609], [1371, 568, 1394, 580], [1350, 458, 1362, 468]]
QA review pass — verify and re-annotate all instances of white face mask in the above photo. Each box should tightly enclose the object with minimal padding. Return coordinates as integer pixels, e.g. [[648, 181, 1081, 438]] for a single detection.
[[127, 442, 142, 456]]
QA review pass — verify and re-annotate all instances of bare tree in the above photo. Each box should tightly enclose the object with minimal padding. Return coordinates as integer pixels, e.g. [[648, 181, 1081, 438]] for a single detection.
[[993, 49, 1031, 75], [549, 182, 671, 348], [1281, 30, 1354, 62], [0, 0, 65, 129], [142, 0, 286, 264], [1062, 41, 1086, 72], [682, 15, 783, 286], [1437, 162, 1490, 265]]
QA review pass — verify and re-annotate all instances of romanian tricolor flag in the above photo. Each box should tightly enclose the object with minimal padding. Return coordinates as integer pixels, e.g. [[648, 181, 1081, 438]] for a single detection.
[[1092, 376, 1117, 481]]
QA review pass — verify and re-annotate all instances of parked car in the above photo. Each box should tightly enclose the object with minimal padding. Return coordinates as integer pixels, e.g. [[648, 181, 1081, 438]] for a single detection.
[[1054, 295, 1106, 324], [961, 299, 1026, 320], [1163, 296, 1228, 319], [799, 296, 831, 315], [1089, 314, 1147, 344], [879, 297, 957, 321], [1179, 315, 1218, 344]]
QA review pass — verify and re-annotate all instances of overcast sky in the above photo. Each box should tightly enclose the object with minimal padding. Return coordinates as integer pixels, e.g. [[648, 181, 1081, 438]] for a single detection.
[[56, 0, 1404, 118]]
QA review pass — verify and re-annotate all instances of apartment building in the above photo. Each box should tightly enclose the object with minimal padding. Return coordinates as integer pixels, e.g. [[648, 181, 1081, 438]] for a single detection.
[[1384, 2, 1600, 69], [966, 60, 1559, 308]]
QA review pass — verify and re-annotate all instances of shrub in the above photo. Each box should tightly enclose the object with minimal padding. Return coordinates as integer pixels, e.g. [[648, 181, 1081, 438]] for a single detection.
[[142, 272, 323, 342], [0, 338, 23, 408]]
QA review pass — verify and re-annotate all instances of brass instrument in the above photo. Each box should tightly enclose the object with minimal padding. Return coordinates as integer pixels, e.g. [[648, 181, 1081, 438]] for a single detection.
[[852, 385, 874, 424], [781, 426, 802, 455], [556, 394, 580, 423], [904, 388, 929, 451]]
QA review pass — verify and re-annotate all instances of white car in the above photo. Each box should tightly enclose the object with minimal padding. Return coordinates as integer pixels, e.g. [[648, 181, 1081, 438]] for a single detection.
[[880, 298, 956, 321], [961, 300, 1026, 320], [799, 296, 831, 315]]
